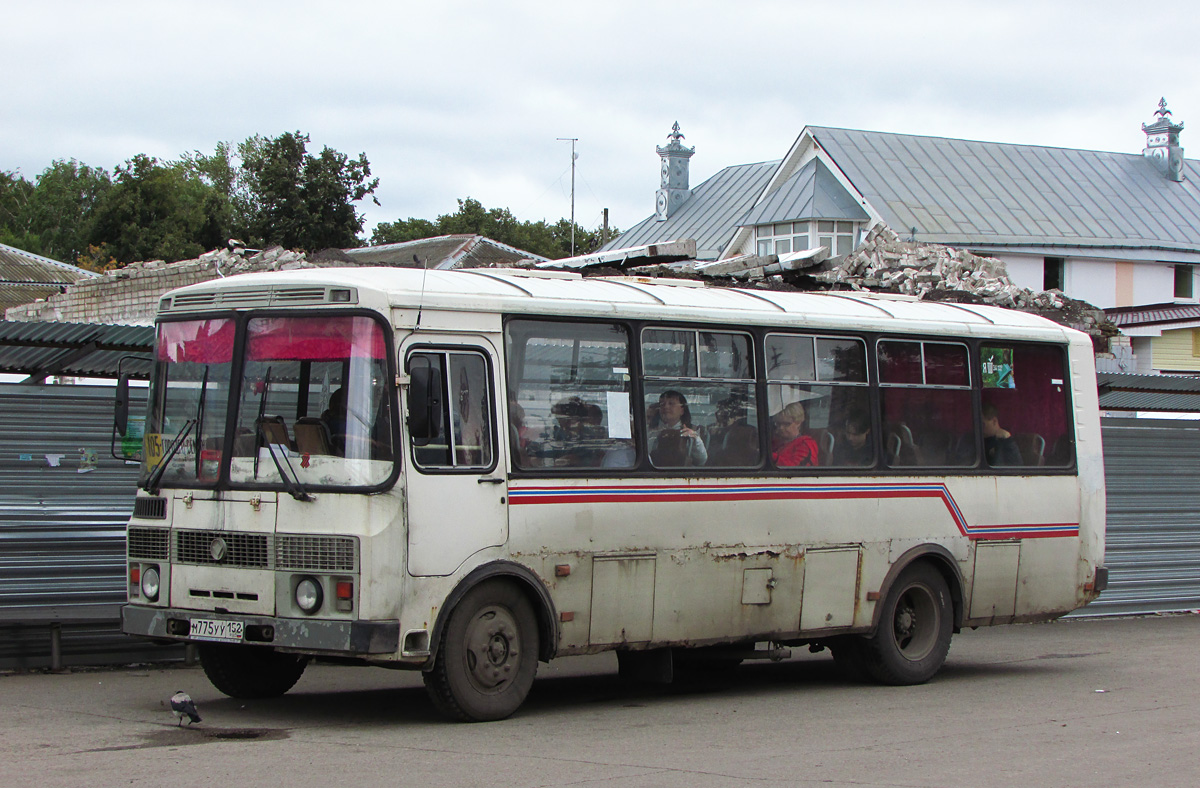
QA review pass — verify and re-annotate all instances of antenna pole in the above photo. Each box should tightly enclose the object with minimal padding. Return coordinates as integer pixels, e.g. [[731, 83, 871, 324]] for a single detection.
[[557, 137, 578, 256]]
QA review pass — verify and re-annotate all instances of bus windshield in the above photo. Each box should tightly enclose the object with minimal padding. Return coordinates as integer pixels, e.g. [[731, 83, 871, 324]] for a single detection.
[[142, 314, 395, 490]]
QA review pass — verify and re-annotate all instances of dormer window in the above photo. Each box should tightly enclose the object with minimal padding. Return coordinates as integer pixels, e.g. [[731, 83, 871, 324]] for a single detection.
[[756, 222, 810, 256], [756, 221, 857, 257]]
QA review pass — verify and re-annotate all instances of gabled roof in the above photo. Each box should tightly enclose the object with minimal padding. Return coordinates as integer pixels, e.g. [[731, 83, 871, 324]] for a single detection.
[[810, 126, 1200, 255], [606, 123, 1200, 265], [738, 158, 870, 226], [604, 161, 779, 259], [0, 243, 95, 312], [343, 234, 548, 269]]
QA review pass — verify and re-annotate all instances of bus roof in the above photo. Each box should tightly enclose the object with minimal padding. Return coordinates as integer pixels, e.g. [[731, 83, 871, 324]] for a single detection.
[[162, 267, 1084, 342]]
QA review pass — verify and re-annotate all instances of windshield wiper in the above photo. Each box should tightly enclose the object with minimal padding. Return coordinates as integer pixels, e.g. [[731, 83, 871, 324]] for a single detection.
[[142, 418, 196, 495], [192, 366, 210, 480], [251, 366, 312, 502], [260, 433, 313, 502]]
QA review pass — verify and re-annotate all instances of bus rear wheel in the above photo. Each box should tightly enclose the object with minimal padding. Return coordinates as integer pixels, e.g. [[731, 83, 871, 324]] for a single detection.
[[424, 581, 539, 722], [198, 644, 308, 699], [860, 563, 953, 685]]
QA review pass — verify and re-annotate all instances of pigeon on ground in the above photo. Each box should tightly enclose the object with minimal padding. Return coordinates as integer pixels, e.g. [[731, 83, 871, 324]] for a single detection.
[[170, 690, 201, 726]]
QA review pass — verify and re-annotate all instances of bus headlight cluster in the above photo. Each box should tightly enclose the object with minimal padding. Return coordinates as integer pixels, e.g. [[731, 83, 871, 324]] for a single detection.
[[141, 565, 161, 602], [295, 577, 323, 614]]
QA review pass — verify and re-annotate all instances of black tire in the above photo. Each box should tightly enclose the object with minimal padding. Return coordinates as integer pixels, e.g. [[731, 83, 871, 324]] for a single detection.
[[860, 562, 953, 685], [423, 581, 539, 722], [829, 636, 870, 682], [198, 644, 308, 699]]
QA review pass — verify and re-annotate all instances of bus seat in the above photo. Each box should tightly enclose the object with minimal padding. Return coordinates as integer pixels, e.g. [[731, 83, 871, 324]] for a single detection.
[[294, 418, 333, 455], [716, 423, 760, 467], [1014, 433, 1046, 467], [259, 415, 292, 450], [887, 423, 920, 466], [819, 430, 835, 466]]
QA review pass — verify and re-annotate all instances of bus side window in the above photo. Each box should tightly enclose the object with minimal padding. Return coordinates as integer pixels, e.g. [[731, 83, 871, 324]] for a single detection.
[[641, 328, 759, 470], [505, 320, 635, 471], [766, 333, 870, 470], [980, 344, 1073, 469], [877, 339, 974, 469]]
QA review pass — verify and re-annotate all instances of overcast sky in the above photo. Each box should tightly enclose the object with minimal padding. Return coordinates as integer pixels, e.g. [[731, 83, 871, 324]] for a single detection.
[[6, 0, 1199, 241]]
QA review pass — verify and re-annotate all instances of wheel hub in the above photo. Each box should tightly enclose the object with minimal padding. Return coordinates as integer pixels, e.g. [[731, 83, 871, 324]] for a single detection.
[[464, 608, 520, 691]]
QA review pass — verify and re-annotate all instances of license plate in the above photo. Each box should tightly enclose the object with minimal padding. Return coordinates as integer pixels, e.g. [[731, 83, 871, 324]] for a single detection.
[[190, 618, 244, 643]]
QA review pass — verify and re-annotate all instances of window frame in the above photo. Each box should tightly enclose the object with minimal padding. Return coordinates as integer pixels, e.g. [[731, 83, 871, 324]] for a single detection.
[[150, 307, 402, 495], [405, 345, 499, 475]]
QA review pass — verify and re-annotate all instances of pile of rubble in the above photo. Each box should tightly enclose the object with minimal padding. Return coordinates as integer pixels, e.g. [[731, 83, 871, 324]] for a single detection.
[[194, 244, 315, 273], [813, 225, 1061, 309]]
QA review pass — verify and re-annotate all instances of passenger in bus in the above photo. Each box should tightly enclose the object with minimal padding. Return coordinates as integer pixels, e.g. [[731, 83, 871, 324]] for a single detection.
[[550, 396, 605, 466], [831, 409, 873, 466], [321, 387, 347, 455], [982, 403, 1023, 466], [707, 392, 759, 467], [772, 401, 819, 467], [648, 390, 708, 467]]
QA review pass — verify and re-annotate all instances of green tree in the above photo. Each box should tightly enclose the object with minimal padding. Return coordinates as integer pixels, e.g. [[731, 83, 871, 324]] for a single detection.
[[88, 154, 229, 264], [370, 217, 438, 245], [23, 160, 111, 264], [0, 170, 36, 250], [238, 131, 379, 251]]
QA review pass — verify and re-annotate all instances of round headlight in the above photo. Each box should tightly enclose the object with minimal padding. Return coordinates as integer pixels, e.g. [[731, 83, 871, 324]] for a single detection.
[[295, 577, 323, 614], [141, 566, 160, 602]]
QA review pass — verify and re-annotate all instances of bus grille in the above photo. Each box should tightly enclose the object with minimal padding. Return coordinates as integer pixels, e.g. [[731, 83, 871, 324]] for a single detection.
[[276, 535, 357, 572], [128, 527, 170, 560], [175, 530, 270, 568], [133, 497, 168, 519]]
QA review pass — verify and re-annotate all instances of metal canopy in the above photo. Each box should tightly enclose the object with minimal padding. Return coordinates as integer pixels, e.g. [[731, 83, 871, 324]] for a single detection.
[[1098, 371, 1200, 412], [0, 321, 154, 382]]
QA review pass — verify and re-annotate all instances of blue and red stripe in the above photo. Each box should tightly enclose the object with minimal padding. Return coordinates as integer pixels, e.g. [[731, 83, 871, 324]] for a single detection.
[[508, 482, 1078, 540]]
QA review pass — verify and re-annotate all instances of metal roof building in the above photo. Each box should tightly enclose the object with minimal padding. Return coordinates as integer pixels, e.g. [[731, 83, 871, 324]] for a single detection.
[[343, 234, 549, 269], [0, 243, 95, 313], [606, 121, 1200, 265]]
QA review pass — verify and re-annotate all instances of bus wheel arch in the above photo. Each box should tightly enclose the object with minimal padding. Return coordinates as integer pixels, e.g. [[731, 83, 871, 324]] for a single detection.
[[429, 561, 559, 668], [873, 544, 965, 633]]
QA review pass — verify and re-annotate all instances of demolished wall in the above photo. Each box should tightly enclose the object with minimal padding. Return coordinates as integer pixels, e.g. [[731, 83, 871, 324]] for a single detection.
[[4, 246, 318, 324]]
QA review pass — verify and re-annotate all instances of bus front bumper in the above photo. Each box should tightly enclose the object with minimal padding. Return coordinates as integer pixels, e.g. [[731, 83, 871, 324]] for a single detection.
[[122, 605, 400, 655]]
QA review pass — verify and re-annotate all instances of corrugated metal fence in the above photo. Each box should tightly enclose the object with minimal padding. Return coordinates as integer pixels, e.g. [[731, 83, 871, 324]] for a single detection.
[[0, 384, 180, 668], [1084, 417, 1200, 615], [1, 393, 1196, 668]]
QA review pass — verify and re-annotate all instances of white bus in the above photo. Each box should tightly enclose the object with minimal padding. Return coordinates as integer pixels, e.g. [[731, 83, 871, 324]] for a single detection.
[[119, 267, 1107, 721]]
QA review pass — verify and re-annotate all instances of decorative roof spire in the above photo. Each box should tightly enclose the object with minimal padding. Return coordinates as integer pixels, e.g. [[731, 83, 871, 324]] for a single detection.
[[1143, 97, 1184, 135], [1142, 98, 1185, 183], [657, 121, 695, 156]]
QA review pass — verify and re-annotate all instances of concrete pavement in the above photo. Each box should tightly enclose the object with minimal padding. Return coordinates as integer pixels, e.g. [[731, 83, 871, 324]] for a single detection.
[[1, 614, 1197, 788]]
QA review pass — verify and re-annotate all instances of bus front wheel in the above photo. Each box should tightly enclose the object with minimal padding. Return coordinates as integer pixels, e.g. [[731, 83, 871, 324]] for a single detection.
[[424, 581, 540, 722], [198, 644, 308, 698], [860, 562, 953, 685]]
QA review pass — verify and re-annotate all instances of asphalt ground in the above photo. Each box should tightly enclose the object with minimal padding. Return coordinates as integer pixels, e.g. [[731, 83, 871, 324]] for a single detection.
[[1, 614, 1197, 788]]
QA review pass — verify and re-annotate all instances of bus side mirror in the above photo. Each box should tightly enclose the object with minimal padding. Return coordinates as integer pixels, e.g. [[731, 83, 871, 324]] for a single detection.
[[115, 373, 130, 436], [111, 355, 148, 462], [407, 361, 442, 445]]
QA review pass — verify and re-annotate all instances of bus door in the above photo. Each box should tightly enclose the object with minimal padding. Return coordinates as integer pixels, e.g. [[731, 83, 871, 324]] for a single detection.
[[402, 341, 507, 577]]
